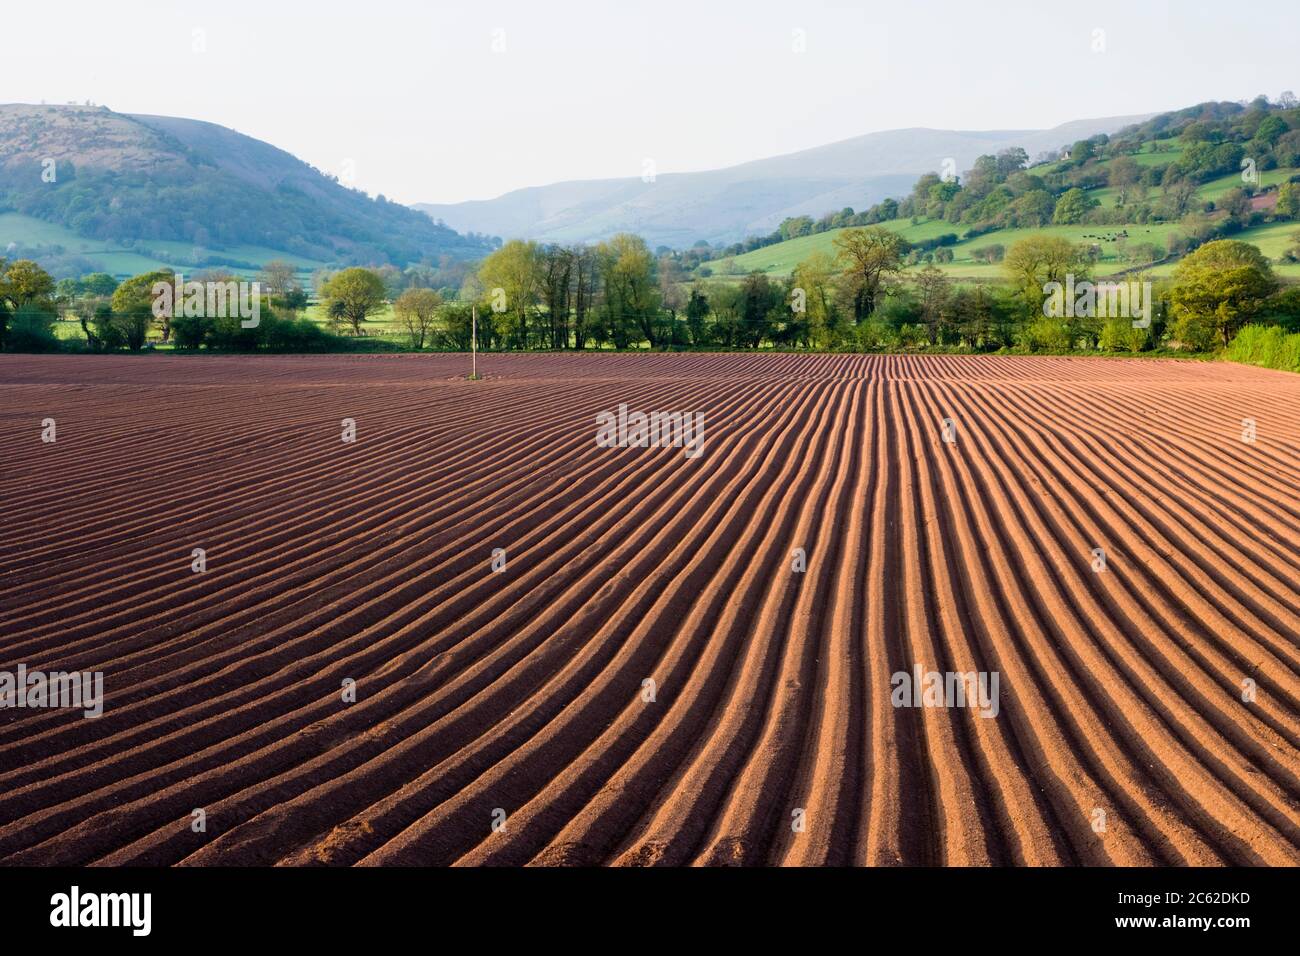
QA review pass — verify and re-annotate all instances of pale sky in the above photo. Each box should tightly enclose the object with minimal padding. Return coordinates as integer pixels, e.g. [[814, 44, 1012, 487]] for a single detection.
[[6, 0, 1297, 205]]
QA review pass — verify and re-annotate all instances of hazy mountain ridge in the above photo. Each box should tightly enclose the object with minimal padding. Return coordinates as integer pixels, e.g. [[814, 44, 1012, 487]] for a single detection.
[[416, 113, 1155, 247]]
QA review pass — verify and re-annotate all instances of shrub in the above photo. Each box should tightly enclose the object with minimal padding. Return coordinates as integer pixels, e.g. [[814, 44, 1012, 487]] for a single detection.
[[897, 323, 928, 349], [263, 316, 338, 351], [205, 313, 266, 351], [1170, 313, 1216, 352], [1099, 317, 1150, 352], [1021, 317, 1072, 352], [1224, 324, 1300, 371], [171, 315, 212, 349], [971, 244, 1005, 264], [5, 304, 60, 352], [1224, 323, 1271, 363], [1279, 334, 1300, 371], [1263, 286, 1300, 331], [853, 320, 896, 351], [86, 305, 127, 352], [181, 310, 378, 353]]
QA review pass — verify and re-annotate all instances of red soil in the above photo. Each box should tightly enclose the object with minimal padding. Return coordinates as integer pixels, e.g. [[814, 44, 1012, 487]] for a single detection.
[[0, 352, 1297, 866]]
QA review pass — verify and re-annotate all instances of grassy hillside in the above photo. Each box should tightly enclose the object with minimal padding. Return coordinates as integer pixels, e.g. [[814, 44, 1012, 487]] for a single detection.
[[704, 123, 1300, 281], [706, 217, 963, 275], [0, 212, 326, 280], [0, 103, 493, 275], [710, 218, 1186, 279], [1145, 219, 1300, 277]]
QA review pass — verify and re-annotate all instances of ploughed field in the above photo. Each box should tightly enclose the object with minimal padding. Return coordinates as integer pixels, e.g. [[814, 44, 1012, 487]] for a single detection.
[[1, 352, 1298, 866]]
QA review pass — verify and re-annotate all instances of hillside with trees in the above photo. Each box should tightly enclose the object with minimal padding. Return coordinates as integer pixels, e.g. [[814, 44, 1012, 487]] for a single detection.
[[703, 96, 1300, 281], [7, 97, 1300, 373], [0, 104, 495, 275]]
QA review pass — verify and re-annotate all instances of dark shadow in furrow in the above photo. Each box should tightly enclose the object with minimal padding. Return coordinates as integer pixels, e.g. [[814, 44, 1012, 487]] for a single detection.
[[933, 381, 1216, 865], [0, 377, 764, 848], [0, 379, 718, 759], [879, 380, 938, 866], [845, 380, 887, 864], [335, 382, 839, 866], [993, 383, 1300, 696], [779, 379, 873, 866], [698, 379, 865, 865], [910, 380, 1083, 866], [951, 385, 1300, 852], [898, 381, 1012, 866]]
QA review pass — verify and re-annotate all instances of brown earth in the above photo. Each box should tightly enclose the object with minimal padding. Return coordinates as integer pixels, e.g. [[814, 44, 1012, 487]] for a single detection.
[[0, 352, 1297, 866]]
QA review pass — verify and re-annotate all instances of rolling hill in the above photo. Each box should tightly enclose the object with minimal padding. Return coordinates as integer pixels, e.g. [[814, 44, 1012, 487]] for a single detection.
[[704, 132, 1300, 281], [706, 216, 1298, 282], [0, 103, 493, 277], [415, 114, 1154, 248]]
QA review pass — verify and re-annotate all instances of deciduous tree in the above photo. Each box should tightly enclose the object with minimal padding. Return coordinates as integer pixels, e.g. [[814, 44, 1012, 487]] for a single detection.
[[320, 267, 387, 336], [393, 288, 442, 349], [478, 240, 541, 347], [833, 226, 909, 322], [110, 269, 174, 347], [596, 234, 660, 347], [1002, 236, 1090, 317], [1170, 239, 1278, 347]]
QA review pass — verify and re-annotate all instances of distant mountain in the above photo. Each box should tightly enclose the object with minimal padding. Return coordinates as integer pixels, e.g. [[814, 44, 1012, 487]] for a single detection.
[[0, 103, 492, 268], [415, 114, 1155, 248]]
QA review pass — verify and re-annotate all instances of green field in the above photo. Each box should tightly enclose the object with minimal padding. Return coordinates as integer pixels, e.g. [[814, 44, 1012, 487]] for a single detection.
[[712, 221, 1184, 279], [1143, 220, 1300, 278], [703, 139, 1298, 281], [0, 213, 173, 275], [1131, 140, 1185, 166], [0, 212, 327, 281], [707, 217, 967, 276], [1030, 139, 1183, 180], [1196, 166, 1298, 202], [303, 302, 409, 340], [49, 302, 407, 349]]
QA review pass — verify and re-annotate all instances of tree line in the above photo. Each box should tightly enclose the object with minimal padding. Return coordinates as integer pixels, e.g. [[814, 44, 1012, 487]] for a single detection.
[[5, 224, 1297, 357]]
